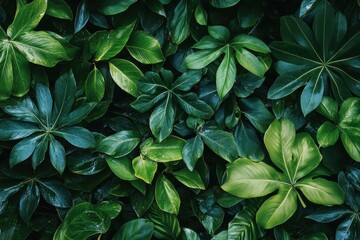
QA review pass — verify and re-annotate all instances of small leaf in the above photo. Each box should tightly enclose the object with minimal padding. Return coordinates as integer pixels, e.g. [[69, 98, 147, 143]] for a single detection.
[[173, 168, 205, 189], [106, 156, 137, 181], [49, 136, 66, 174], [109, 58, 143, 97], [38, 180, 72, 208], [182, 136, 204, 171], [142, 136, 185, 162], [317, 121, 339, 147], [19, 181, 40, 224], [7, 0, 47, 39], [74, 0, 90, 33], [85, 67, 105, 102], [55, 126, 96, 149], [98, 130, 141, 157], [208, 0, 240, 8], [112, 219, 154, 240], [126, 31, 164, 64], [216, 46, 236, 99], [47, 0, 73, 20], [200, 129, 238, 162], [155, 175, 181, 215], [132, 156, 158, 184]]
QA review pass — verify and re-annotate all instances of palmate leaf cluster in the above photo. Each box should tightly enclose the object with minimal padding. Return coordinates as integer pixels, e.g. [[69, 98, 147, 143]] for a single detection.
[[0, 0, 359, 239]]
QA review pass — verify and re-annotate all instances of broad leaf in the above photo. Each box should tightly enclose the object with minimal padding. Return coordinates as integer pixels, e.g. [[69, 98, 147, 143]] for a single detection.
[[132, 156, 158, 184], [98, 130, 141, 157], [38, 180, 71, 208], [106, 156, 137, 181], [85, 67, 105, 102], [19, 181, 40, 224], [182, 135, 204, 171], [113, 219, 154, 240], [142, 136, 185, 162], [155, 175, 181, 215], [172, 168, 205, 189]]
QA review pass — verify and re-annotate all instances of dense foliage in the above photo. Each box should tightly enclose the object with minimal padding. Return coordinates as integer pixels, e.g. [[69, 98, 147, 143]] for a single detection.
[[0, 0, 359, 239]]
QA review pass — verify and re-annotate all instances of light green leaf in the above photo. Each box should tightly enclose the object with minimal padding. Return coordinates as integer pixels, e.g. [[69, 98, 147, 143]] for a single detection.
[[109, 58, 143, 97], [142, 136, 185, 162], [7, 0, 47, 39], [195, 3, 207, 26], [98, 130, 141, 157], [231, 35, 270, 53], [132, 156, 158, 184], [126, 31, 164, 64], [10, 45, 30, 97], [216, 46, 236, 99], [256, 187, 297, 229], [200, 129, 238, 162], [89, 22, 134, 61], [47, 0, 73, 20], [0, 45, 13, 99], [112, 219, 154, 240], [184, 47, 226, 69], [221, 158, 284, 198], [12, 31, 68, 67], [296, 178, 345, 205], [155, 175, 181, 215], [106, 156, 137, 181], [316, 96, 338, 121], [264, 119, 295, 178], [234, 47, 266, 77], [208, 26, 230, 43], [317, 121, 339, 147], [173, 168, 205, 189], [85, 67, 105, 102]]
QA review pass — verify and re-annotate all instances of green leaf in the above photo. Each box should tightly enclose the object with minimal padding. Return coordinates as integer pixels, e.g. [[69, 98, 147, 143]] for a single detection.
[[234, 47, 266, 77], [67, 153, 106, 175], [53, 71, 76, 121], [173, 168, 205, 189], [216, 46, 236, 99], [264, 119, 295, 178], [0, 120, 39, 140], [74, 0, 90, 33], [235, 121, 264, 161], [109, 58, 143, 97], [0, 45, 14, 99], [195, 3, 207, 26], [316, 96, 339, 121], [54, 202, 111, 240], [55, 126, 96, 148], [155, 175, 181, 215], [35, 83, 53, 119], [131, 187, 154, 217], [10, 45, 31, 97], [98, 130, 140, 157], [106, 156, 137, 181], [296, 178, 345, 205], [306, 206, 352, 223], [58, 103, 96, 127], [221, 158, 283, 198], [38, 180, 71, 208], [208, 0, 240, 8], [150, 95, 175, 142], [175, 93, 214, 119], [46, 0, 73, 20], [200, 129, 238, 162], [338, 97, 360, 162], [132, 156, 158, 184], [96, 201, 122, 219], [7, 0, 47, 39], [170, 0, 194, 44], [19, 181, 40, 224], [147, 205, 181, 240], [172, 70, 202, 91], [256, 187, 297, 229], [85, 67, 105, 102], [97, 0, 137, 15], [89, 22, 134, 61], [317, 121, 339, 147], [336, 216, 359, 240], [231, 35, 270, 53], [300, 70, 325, 116], [182, 135, 204, 171], [208, 26, 230, 43], [12, 31, 68, 67], [49, 136, 66, 174], [184, 47, 226, 69], [9, 135, 43, 167], [181, 228, 200, 240], [113, 219, 153, 240], [32, 135, 49, 169], [239, 97, 274, 133], [126, 31, 164, 64], [142, 136, 185, 162]]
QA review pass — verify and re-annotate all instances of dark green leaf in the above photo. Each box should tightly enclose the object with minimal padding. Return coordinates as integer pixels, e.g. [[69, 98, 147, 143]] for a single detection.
[[38, 180, 71, 208], [306, 206, 352, 223], [208, 0, 240, 8], [150, 95, 175, 142], [19, 181, 40, 224], [200, 129, 238, 162], [98, 130, 141, 157], [182, 135, 204, 171], [49, 136, 66, 174], [0, 120, 39, 140], [85, 67, 105, 102], [55, 126, 96, 149], [9, 135, 43, 167], [47, 0, 73, 20], [74, 0, 90, 33]]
